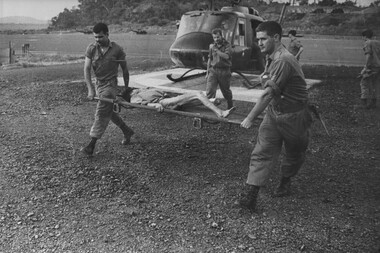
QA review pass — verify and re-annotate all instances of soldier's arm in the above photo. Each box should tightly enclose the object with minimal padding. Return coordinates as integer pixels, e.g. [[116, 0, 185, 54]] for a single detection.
[[241, 86, 274, 129], [119, 56, 129, 88], [295, 44, 304, 59], [84, 57, 95, 100], [206, 45, 212, 78], [215, 44, 231, 60], [363, 41, 372, 70]]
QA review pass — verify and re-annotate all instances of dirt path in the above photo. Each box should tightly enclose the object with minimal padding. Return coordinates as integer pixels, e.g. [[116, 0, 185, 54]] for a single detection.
[[0, 63, 379, 252]]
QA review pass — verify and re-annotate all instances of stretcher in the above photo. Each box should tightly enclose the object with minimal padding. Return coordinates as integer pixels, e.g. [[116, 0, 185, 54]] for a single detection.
[[94, 96, 329, 134], [95, 68, 322, 129], [95, 96, 254, 128]]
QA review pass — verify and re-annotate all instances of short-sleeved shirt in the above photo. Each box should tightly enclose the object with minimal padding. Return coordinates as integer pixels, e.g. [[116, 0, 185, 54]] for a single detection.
[[363, 39, 380, 70], [264, 45, 308, 113], [85, 41, 126, 82], [209, 39, 232, 68], [287, 38, 302, 57]]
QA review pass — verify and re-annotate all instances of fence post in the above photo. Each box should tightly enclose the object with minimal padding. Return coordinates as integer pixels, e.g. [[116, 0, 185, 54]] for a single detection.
[[8, 41, 16, 64], [9, 41, 11, 64]]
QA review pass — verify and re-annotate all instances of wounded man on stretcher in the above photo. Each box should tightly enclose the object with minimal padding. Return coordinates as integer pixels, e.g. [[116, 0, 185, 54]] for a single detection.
[[120, 87, 235, 118]]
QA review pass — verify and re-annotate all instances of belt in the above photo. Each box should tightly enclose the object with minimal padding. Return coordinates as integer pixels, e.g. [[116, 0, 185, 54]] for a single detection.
[[273, 102, 307, 114], [96, 76, 117, 85], [212, 66, 230, 70]]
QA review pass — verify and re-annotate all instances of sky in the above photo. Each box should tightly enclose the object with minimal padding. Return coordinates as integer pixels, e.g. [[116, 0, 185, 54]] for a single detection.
[[0, 0, 79, 20], [0, 0, 376, 21]]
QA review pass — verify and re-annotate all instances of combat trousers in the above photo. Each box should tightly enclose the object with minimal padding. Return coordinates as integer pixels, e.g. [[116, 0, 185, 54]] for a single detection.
[[90, 78, 133, 139], [360, 71, 380, 99], [246, 108, 312, 186], [206, 68, 233, 105]]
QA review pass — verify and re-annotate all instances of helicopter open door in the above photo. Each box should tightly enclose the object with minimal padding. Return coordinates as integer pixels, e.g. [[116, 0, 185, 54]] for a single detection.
[[249, 19, 265, 73], [230, 18, 250, 72], [230, 17, 264, 73]]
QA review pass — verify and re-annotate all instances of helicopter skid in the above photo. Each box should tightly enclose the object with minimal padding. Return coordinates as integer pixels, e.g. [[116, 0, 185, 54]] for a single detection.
[[166, 68, 207, 82]]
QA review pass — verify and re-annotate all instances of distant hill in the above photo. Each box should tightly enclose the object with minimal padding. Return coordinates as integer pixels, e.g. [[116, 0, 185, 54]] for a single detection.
[[0, 16, 48, 24]]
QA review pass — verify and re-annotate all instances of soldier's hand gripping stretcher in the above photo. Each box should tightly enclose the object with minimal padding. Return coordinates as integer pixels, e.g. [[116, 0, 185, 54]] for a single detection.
[[240, 72, 273, 129]]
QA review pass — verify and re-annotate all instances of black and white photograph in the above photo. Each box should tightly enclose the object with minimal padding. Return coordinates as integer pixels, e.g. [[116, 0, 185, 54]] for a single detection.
[[0, 0, 379, 252]]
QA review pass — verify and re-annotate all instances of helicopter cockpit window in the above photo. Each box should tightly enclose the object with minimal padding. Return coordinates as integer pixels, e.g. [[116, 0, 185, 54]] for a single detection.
[[176, 12, 237, 42], [234, 19, 246, 46]]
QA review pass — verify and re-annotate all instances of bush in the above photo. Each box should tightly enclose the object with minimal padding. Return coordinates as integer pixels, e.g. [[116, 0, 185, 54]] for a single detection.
[[286, 13, 306, 21], [148, 17, 160, 26], [346, 15, 366, 29], [312, 8, 325, 14], [331, 8, 344, 14], [157, 19, 170, 26]]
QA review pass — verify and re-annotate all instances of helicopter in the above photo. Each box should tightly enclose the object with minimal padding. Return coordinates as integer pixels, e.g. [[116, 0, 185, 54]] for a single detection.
[[167, 0, 269, 88]]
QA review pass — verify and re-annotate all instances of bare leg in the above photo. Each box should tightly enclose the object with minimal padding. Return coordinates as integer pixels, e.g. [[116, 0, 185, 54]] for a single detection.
[[194, 91, 235, 118], [160, 91, 235, 118], [160, 93, 200, 108], [220, 107, 236, 118]]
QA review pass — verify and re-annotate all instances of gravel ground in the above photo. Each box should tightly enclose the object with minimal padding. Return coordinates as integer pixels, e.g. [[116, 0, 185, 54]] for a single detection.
[[0, 62, 379, 253]]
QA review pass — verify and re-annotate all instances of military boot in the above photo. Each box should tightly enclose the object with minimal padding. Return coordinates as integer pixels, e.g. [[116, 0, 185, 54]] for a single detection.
[[359, 98, 368, 109], [227, 100, 234, 110], [80, 137, 97, 156], [81, 145, 94, 156], [273, 177, 291, 197], [121, 127, 134, 145], [368, 99, 377, 109], [239, 185, 260, 211], [122, 128, 134, 145], [354, 98, 368, 109], [113, 116, 134, 145]]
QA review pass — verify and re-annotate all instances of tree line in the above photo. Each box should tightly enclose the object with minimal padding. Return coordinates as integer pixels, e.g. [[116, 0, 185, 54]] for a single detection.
[[49, 0, 229, 30], [48, 0, 375, 30]]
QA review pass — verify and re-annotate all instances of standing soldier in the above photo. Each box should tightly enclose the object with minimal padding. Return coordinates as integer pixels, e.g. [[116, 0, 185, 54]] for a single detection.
[[239, 21, 313, 212], [359, 29, 380, 109], [287, 30, 304, 61], [206, 28, 234, 109], [81, 22, 134, 156]]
